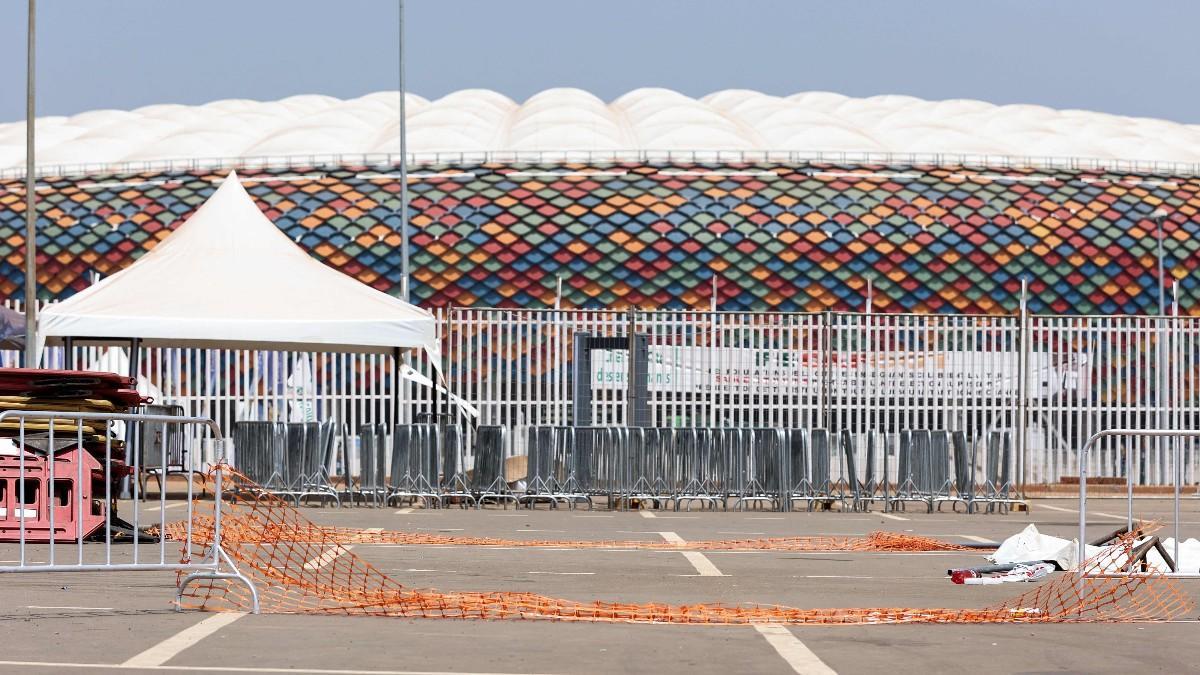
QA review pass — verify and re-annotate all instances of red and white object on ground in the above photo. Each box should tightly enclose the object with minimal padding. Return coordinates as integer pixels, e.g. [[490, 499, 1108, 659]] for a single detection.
[[0, 446, 107, 543], [952, 562, 1055, 585]]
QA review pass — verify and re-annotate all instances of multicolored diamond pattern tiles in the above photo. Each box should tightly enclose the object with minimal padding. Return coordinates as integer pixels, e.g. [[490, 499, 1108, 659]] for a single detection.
[[0, 162, 1197, 315]]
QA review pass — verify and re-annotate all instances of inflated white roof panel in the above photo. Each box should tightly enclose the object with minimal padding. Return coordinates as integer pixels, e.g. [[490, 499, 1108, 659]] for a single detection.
[[3, 87, 1200, 171]]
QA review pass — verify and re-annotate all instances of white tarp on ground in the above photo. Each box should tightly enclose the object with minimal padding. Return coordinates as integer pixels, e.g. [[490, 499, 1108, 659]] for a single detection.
[[989, 524, 1200, 573], [989, 524, 1103, 571], [1148, 538, 1200, 574], [38, 172, 438, 358]]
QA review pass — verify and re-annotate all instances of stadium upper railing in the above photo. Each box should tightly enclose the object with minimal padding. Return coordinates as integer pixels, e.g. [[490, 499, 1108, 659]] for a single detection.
[[3, 149, 1200, 180]]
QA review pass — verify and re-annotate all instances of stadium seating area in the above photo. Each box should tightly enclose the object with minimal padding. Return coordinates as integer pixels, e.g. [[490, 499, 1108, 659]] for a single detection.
[[0, 162, 1197, 314]]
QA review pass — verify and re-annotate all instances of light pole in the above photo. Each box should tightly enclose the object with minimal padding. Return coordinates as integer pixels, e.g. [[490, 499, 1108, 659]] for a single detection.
[[23, 0, 37, 367], [1151, 208, 1168, 316], [398, 0, 410, 302]]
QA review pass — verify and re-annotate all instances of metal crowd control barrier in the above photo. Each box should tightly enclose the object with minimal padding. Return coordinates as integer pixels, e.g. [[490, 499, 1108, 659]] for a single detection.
[[0, 410, 259, 613], [791, 428, 835, 510], [981, 430, 1022, 512], [231, 421, 341, 506], [316, 423, 1030, 513], [356, 424, 389, 506], [387, 424, 442, 508], [522, 426, 592, 509], [137, 404, 206, 499], [890, 430, 967, 512], [438, 424, 476, 507], [472, 425, 517, 507], [515, 426, 897, 512], [1078, 429, 1200, 580], [674, 427, 722, 510], [382, 423, 476, 508]]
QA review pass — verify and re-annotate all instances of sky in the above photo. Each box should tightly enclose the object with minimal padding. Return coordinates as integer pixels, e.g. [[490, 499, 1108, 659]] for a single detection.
[[1, 0, 1197, 124]]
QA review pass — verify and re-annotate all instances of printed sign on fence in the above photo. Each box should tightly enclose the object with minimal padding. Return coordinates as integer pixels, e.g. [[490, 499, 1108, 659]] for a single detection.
[[591, 347, 1088, 398]]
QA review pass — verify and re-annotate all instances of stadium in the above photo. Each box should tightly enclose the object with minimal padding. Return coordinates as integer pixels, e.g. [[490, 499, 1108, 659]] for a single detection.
[[1, 87, 1197, 487], [3, 85, 1200, 674], [1, 87, 1198, 314]]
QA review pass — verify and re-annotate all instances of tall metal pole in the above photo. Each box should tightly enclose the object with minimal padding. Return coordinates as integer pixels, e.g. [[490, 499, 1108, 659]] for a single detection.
[[23, 0, 37, 367], [398, 0, 410, 302]]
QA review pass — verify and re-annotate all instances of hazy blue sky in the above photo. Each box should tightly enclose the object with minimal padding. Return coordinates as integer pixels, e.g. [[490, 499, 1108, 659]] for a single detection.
[[1, 0, 1197, 123]]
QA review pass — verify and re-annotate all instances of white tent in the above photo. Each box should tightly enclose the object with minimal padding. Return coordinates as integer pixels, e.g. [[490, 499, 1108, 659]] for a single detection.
[[38, 171, 438, 357]]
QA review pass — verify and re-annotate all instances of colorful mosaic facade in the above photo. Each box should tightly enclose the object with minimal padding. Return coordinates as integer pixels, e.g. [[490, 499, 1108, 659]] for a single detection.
[[0, 162, 1197, 315]]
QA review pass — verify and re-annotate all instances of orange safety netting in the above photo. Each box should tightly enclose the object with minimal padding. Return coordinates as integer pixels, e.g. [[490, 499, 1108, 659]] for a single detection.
[[175, 466, 1195, 624], [166, 519, 978, 553]]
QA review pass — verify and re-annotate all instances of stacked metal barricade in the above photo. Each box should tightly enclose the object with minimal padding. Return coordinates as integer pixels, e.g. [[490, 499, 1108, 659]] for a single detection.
[[516, 425, 1021, 513], [230, 421, 342, 506], [256, 421, 1021, 512]]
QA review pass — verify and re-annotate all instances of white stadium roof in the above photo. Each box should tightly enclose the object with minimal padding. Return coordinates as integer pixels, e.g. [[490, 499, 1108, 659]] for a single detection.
[[3, 88, 1200, 173]]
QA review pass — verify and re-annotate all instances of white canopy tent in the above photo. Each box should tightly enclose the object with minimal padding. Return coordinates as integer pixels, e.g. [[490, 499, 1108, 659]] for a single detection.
[[38, 171, 439, 358]]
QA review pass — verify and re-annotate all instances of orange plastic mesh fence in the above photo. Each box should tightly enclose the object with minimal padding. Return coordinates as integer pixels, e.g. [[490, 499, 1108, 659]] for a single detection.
[[167, 519, 976, 552], [175, 467, 1194, 624]]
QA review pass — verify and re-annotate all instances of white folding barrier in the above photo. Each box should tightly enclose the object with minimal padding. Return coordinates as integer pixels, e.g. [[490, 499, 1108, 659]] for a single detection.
[[0, 410, 259, 613], [1077, 428, 1200, 580]]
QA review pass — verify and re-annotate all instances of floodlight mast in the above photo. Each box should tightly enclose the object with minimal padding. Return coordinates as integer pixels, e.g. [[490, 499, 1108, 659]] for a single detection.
[[398, 0, 410, 302], [23, 0, 37, 367]]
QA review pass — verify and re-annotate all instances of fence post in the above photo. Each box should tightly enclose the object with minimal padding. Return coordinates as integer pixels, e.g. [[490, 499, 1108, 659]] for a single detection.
[[626, 307, 637, 427], [1172, 284, 1181, 565], [821, 310, 832, 433], [1017, 279, 1029, 495]]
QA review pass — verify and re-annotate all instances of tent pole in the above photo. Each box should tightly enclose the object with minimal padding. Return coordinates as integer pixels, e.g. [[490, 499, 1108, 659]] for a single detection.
[[64, 337, 73, 370], [392, 346, 401, 428], [129, 337, 141, 391], [444, 306, 453, 424], [120, 336, 141, 499]]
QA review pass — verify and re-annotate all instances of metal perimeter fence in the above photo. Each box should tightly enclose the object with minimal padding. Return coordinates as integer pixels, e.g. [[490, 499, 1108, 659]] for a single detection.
[[2, 298, 1198, 491]]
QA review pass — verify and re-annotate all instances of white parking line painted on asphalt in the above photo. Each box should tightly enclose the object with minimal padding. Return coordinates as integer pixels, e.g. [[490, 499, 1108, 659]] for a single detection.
[[754, 624, 838, 675], [680, 552, 726, 576], [1037, 503, 1126, 520], [959, 535, 994, 544], [527, 571, 596, 575], [304, 545, 355, 570], [659, 532, 726, 576], [639, 511, 657, 519], [875, 512, 909, 521], [121, 612, 247, 667], [143, 503, 186, 513], [394, 508, 414, 515]]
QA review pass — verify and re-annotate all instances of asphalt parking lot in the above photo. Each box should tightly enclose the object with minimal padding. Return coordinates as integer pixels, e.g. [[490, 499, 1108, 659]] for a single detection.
[[0, 496, 1198, 674]]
